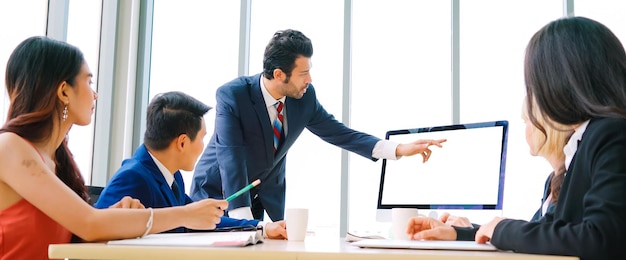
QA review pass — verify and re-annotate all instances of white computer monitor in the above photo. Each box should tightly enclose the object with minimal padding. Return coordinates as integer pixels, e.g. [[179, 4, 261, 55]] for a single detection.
[[376, 120, 508, 223]]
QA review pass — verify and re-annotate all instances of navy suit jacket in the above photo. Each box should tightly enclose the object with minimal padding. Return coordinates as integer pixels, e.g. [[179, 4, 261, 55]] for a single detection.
[[492, 118, 626, 260], [190, 74, 380, 220], [94, 145, 259, 233]]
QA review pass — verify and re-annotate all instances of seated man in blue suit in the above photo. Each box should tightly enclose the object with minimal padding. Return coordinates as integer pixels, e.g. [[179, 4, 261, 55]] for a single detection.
[[190, 29, 447, 222], [95, 91, 287, 239]]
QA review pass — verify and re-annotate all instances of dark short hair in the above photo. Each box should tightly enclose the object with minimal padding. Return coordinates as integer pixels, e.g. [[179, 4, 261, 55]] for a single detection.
[[143, 91, 211, 150], [262, 29, 313, 80], [525, 16, 626, 131]]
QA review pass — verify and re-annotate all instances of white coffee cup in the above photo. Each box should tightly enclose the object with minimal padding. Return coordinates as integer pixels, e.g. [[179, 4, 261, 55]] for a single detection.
[[285, 208, 309, 241], [391, 208, 419, 240]]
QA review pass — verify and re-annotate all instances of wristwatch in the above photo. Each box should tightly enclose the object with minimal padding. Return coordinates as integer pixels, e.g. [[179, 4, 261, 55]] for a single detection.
[[257, 222, 267, 238]]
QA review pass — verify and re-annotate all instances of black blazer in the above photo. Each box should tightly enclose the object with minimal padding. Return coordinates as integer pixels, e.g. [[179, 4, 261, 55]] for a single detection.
[[492, 118, 626, 260], [454, 172, 554, 241], [530, 172, 555, 222]]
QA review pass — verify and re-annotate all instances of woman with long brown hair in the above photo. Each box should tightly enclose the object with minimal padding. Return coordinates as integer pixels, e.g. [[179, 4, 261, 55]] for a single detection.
[[0, 36, 227, 260], [407, 17, 626, 260]]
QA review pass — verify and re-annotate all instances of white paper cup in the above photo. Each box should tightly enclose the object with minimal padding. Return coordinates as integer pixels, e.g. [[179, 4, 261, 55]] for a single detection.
[[391, 208, 419, 240], [285, 208, 309, 241]]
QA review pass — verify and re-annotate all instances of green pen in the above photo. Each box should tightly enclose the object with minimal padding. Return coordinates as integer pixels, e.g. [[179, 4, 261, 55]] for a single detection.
[[225, 179, 261, 202]]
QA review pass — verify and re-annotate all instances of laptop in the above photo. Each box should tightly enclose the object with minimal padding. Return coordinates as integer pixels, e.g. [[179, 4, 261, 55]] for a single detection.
[[352, 239, 497, 251], [376, 120, 509, 223]]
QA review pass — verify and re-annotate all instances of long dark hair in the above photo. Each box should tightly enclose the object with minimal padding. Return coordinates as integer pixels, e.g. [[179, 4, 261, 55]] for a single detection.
[[2, 36, 89, 202], [550, 167, 565, 204], [523, 99, 572, 204], [524, 16, 626, 131]]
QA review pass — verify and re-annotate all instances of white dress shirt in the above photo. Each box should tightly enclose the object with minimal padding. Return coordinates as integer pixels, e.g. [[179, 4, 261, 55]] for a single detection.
[[563, 120, 590, 173], [148, 151, 175, 189]]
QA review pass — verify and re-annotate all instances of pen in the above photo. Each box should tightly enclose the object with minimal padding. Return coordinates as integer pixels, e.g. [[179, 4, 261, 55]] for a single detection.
[[225, 179, 261, 202]]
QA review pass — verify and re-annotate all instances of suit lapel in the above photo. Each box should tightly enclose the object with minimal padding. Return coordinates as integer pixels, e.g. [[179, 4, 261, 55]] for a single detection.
[[275, 97, 301, 156], [136, 145, 181, 206], [159, 178, 180, 206], [249, 74, 275, 162]]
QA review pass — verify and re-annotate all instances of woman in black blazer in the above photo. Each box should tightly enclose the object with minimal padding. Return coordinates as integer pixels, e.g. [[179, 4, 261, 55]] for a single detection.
[[437, 100, 573, 240], [408, 16, 626, 260]]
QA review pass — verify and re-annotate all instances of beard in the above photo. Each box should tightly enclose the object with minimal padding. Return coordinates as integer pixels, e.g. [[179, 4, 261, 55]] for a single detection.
[[280, 75, 308, 99]]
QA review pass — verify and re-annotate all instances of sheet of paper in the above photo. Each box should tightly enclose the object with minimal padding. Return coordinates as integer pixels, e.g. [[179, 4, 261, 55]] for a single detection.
[[107, 231, 262, 247], [352, 239, 497, 251]]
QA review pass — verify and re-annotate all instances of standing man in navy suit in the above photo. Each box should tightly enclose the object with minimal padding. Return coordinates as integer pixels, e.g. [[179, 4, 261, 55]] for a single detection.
[[190, 29, 446, 221], [95, 91, 287, 238]]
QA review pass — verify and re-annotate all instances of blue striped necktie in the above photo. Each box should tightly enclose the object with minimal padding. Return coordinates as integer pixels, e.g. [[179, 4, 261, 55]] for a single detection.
[[273, 101, 284, 153]]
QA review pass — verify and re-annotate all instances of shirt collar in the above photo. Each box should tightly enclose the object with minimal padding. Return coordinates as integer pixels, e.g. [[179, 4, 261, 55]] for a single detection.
[[260, 76, 286, 107], [147, 151, 175, 187], [564, 120, 590, 171]]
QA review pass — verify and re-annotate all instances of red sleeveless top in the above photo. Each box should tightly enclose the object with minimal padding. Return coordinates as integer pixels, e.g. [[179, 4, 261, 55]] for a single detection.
[[0, 199, 72, 259], [0, 139, 72, 260]]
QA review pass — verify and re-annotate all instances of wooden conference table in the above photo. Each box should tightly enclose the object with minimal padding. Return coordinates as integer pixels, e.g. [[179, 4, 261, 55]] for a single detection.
[[49, 237, 578, 260]]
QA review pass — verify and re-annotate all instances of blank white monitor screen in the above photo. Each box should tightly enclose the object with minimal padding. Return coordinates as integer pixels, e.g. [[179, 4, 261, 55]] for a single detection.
[[377, 121, 508, 212]]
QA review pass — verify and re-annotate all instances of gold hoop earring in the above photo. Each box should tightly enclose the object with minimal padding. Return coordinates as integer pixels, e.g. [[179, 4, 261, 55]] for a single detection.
[[62, 103, 68, 121]]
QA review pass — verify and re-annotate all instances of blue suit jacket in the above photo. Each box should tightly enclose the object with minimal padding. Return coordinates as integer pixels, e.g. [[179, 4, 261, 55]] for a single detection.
[[94, 145, 259, 233], [190, 74, 380, 220]]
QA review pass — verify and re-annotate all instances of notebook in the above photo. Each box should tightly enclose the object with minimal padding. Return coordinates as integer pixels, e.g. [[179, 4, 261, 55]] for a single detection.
[[352, 239, 497, 251], [107, 231, 263, 247], [345, 231, 386, 242]]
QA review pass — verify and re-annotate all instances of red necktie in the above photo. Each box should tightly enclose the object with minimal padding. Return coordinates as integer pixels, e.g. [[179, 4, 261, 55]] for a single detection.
[[273, 101, 284, 153]]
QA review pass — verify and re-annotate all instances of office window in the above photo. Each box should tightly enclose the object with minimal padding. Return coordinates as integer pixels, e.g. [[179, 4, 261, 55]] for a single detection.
[[66, 0, 103, 184], [0, 1, 47, 124], [576, 0, 626, 43], [249, 0, 344, 235], [349, 0, 452, 232], [459, 0, 563, 220], [149, 1, 241, 191]]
